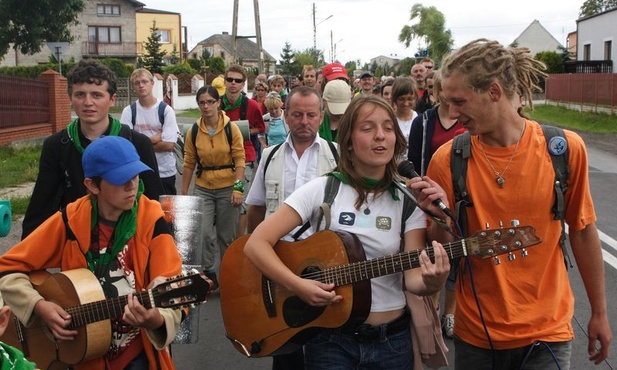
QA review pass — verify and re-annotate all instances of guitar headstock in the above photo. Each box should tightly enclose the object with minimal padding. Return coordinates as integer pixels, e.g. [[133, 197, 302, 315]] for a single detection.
[[466, 226, 542, 262], [151, 272, 214, 309]]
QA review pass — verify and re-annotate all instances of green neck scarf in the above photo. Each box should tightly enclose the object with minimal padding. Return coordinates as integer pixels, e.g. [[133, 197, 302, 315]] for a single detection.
[[66, 116, 122, 153], [86, 180, 144, 272], [0, 342, 36, 370], [329, 172, 399, 200], [222, 94, 243, 111]]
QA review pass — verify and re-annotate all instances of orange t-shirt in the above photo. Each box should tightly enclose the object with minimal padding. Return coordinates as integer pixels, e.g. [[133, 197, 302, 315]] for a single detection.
[[428, 120, 596, 349]]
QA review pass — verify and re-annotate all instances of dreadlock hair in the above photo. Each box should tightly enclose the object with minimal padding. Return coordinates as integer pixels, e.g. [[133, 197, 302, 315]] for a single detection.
[[440, 38, 547, 110], [335, 95, 407, 210]]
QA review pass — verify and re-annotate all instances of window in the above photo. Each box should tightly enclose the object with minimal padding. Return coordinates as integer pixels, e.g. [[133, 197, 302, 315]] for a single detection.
[[583, 44, 591, 61], [604, 40, 612, 61], [88, 26, 121, 43], [155, 30, 171, 44], [97, 4, 120, 16]]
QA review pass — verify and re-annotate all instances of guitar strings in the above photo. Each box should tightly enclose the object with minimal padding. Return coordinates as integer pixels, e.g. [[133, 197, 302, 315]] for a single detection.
[[297, 235, 500, 285]]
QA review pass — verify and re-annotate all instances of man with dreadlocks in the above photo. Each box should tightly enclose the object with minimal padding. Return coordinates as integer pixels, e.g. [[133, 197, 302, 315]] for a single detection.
[[408, 39, 611, 369]]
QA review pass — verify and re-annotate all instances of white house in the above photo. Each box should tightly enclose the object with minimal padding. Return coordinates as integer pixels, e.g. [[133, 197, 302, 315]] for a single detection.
[[576, 7, 616, 68], [512, 20, 563, 56]]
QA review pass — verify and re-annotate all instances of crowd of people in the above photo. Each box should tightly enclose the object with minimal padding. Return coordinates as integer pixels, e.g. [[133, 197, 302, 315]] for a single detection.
[[0, 38, 611, 370]]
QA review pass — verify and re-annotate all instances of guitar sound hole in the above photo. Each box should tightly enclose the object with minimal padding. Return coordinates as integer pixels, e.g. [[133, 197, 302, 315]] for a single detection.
[[282, 266, 325, 328]]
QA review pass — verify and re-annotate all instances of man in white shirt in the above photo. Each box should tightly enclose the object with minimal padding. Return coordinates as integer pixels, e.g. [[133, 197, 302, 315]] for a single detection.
[[246, 86, 339, 241], [121, 68, 179, 194]]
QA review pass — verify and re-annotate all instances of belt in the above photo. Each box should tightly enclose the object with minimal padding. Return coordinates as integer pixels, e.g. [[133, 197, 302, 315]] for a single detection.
[[340, 310, 410, 343]]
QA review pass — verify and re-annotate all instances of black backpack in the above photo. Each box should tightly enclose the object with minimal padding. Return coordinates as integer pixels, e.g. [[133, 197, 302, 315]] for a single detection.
[[189, 122, 235, 177], [450, 125, 571, 266]]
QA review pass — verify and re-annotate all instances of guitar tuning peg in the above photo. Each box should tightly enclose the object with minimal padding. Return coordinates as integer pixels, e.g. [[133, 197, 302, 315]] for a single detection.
[[493, 256, 501, 265], [521, 248, 528, 257], [510, 219, 520, 227], [508, 252, 516, 261]]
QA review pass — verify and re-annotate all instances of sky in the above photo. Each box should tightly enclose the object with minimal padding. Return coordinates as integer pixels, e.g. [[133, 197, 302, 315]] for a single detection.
[[143, 0, 584, 66]]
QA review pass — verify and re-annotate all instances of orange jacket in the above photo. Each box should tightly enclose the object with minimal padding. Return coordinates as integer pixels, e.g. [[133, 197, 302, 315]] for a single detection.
[[0, 195, 183, 370]]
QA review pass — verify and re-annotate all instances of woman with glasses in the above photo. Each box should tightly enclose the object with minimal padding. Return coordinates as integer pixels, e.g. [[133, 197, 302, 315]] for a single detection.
[[391, 77, 419, 145], [182, 85, 246, 289], [263, 92, 288, 147], [252, 81, 269, 114]]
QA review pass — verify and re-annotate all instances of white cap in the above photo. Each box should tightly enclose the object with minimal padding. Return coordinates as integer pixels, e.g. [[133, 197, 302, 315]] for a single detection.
[[323, 80, 351, 115]]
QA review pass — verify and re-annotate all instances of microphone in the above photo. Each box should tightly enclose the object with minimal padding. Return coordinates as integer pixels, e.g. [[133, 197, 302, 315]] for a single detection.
[[397, 160, 453, 219]]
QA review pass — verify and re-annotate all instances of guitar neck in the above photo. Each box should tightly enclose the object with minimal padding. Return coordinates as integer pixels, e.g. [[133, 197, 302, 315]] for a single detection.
[[320, 239, 469, 287], [66, 290, 152, 329]]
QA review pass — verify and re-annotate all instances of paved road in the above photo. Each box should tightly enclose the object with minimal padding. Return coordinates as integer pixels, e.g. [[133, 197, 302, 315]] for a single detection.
[[1, 124, 616, 369]]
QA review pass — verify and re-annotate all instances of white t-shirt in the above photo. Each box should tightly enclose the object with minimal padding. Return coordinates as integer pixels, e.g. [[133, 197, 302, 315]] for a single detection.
[[284, 176, 427, 312], [120, 99, 179, 178], [397, 111, 418, 144]]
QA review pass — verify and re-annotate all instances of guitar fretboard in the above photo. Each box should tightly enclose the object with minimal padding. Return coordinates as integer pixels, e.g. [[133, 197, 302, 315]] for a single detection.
[[66, 291, 153, 329], [310, 236, 484, 286]]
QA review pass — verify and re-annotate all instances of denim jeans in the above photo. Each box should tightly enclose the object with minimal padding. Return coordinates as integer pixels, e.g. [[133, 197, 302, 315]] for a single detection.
[[304, 328, 412, 370], [454, 337, 572, 370]]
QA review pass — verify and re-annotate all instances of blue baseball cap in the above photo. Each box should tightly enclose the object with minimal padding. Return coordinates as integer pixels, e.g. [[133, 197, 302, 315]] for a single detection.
[[82, 136, 152, 185]]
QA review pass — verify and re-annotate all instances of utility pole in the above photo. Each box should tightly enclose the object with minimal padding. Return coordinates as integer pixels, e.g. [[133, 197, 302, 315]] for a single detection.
[[254, 0, 263, 73], [313, 3, 317, 50], [232, 0, 239, 63], [231, 0, 263, 72]]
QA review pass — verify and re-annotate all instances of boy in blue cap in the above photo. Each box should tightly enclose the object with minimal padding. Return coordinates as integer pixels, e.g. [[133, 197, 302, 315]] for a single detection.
[[0, 136, 183, 370]]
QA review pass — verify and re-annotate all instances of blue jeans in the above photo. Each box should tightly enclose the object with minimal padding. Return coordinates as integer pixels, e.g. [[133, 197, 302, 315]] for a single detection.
[[454, 337, 572, 370], [304, 328, 412, 370]]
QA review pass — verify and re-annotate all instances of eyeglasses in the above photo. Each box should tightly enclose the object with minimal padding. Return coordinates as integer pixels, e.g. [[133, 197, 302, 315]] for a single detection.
[[256, 88, 266, 92], [198, 99, 218, 106], [428, 85, 434, 88], [225, 77, 244, 84], [426, 66, 434, 70]]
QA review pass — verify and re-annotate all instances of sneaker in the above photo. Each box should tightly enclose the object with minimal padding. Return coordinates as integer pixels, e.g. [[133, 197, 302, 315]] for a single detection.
[[203, 270, 219, 291], [441, 314, 454, 339]]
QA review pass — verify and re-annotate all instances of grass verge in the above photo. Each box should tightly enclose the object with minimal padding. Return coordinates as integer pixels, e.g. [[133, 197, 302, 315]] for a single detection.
[[0, 145, 40, 188], [528, 105, 617, 133]]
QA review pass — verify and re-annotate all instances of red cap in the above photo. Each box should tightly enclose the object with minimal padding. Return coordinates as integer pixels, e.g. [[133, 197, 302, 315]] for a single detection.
[[322, 62, 349, 81]]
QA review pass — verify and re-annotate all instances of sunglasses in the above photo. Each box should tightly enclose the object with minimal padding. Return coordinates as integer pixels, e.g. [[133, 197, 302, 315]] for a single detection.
[[428, 85, 434, 88], [225, 77, 244, 84]]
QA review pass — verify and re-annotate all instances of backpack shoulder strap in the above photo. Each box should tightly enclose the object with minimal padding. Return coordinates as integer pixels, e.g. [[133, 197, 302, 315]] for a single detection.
[[190, 122, 204, 177], [291, 175, 340, 240], [263, 142, 284, 177], [61, 208, 76, 241], [240, 95, 249, 120], [450, 131, 473, 236], [158, 101, 168, 125], [325, 140, 340, 164], [130, 102, 137, 126], [225, 122, 233, 153], [541, 124, 572, 268]]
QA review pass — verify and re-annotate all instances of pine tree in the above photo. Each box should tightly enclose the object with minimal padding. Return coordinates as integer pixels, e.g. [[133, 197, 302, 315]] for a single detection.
[[280, 42, 295, 76], [169, 44, 180, 64], [142, 20, 166, 74]]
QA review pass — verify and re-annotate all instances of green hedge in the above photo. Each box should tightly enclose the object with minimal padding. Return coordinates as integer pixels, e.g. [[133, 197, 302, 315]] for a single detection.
[[0, 57, 130, 78]]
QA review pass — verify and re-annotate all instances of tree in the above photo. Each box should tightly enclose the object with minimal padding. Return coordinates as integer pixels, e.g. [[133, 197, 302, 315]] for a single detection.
[[279, 41, 295, 76], [579, 0, 617, 17], [142, 21, 166, 74], [398, 4, 454, 65], [0, 0, 85, 59], [208, 57, 226, 75], [535, 51, 564, 74], [169, 44, 180, 65]]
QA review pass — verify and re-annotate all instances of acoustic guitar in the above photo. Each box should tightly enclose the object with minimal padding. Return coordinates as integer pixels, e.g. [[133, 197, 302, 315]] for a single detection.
[[220, 226, 541, 357], [1, 269, 212, 370]]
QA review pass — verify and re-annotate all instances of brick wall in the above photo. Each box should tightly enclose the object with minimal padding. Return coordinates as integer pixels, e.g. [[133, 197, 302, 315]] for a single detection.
[[0, 70, 71, 146]]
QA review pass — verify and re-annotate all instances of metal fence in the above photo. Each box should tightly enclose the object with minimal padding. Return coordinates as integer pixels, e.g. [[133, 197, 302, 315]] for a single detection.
[[0, 75, 49, 129], [545, 73, 617, 114]]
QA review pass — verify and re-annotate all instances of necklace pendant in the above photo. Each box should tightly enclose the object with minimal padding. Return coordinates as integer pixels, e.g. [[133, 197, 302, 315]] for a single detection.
[[363, 208, 370, 215], [496, 176, 505, 188]]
